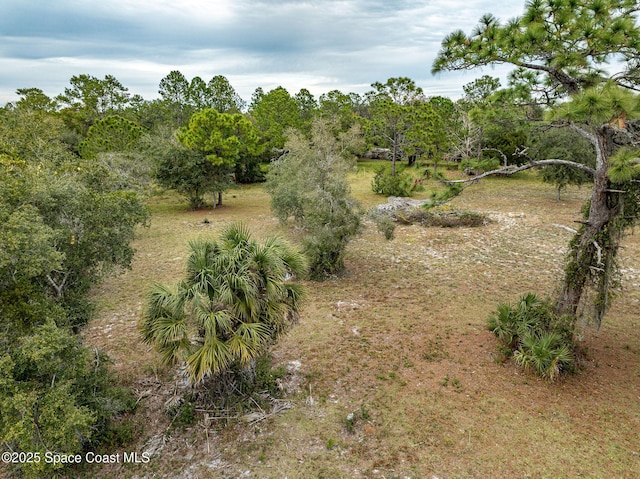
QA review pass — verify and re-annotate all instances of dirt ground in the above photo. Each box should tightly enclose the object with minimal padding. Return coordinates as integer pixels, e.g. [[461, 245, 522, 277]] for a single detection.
[[83, 173, 640, 479]]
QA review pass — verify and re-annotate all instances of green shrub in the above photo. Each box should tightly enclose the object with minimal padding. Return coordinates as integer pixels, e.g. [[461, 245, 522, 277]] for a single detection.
[[373, 213, 396, 240], [266, 120, 363, 278], [302, 215, 362, 279], [487, 293, 576, 380], [100, 418, 138, 448], [176, 401, 197, 426], [243, 354, 287, 397], [514, 332, 574, 381], [371, 166, 415, 197], [0, 322, 138, 478]]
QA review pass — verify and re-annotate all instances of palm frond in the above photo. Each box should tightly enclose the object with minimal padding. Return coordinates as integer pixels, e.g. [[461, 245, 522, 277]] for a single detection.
[[157, 337, 191, 366], [284, 283, 307, 310], [228, 322, 270, 366], [202, 310, 234, 339], [186, 336, 232, 384], [141, 224, 306, 386], [152, 316, 189, 345], [220, 222, 251, 249], [141, 283, 184, 343]]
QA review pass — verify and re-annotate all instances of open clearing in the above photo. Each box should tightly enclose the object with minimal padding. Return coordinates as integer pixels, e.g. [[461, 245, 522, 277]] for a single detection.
[[83, 168, 640, 479]]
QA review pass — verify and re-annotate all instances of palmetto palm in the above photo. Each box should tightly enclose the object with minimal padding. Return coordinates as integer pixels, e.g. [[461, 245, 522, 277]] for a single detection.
[[140, 223, 307, 384]]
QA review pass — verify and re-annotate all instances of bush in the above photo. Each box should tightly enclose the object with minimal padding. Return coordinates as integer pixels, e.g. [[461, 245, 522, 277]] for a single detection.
[[0, 322, 138, 477], [266, 120, 363, 278], [242, 354, 288, 397], [487, 293, 576, 380], [302, 205, 362, 279], [514, 332, 574, 381], [371, 166, 415, 196], [140, 223, 307, 386], [373, 213, 396, 240]]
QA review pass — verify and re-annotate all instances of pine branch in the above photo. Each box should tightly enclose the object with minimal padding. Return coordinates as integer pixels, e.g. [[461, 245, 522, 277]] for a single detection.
[[442, 159, 596, 185]]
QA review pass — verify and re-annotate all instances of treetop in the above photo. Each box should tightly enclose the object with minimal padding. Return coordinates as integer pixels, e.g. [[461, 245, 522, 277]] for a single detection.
[[432, 0, 640, 99]]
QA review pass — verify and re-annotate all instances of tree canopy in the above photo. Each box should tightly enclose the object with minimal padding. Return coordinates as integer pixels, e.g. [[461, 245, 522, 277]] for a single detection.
[[78, 115, 144, 160], [249, 86, 301, 154], [432, 0, 640, 100], [0, 99, 148, 476], [176, 108, 263, 204], [434, 0, 640, 327], [365, 77, 441, 175]]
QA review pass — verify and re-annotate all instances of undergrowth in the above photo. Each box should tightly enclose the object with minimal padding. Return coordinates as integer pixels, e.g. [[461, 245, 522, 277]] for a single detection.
[[165, 354, 289, 427], [487, 293, 576, 381]]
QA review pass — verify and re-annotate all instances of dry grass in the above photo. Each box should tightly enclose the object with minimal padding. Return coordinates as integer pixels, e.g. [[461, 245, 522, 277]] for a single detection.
[[83, 169, 640, 479]]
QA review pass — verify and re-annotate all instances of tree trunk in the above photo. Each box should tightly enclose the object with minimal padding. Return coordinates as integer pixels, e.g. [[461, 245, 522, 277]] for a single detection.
[[555, 129, 620, 321], [391, 126, 398, 177]]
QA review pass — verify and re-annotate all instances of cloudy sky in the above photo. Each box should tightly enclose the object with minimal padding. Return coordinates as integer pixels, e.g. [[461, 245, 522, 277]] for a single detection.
[[0, 1, 526, 106]]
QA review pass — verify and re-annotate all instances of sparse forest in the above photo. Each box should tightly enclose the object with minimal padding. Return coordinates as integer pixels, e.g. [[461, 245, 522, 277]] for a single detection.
[[1, 1, 640, 477]]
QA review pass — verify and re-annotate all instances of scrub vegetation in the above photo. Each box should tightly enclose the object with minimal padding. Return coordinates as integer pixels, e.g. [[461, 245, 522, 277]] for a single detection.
[[2, 1, 640, 477]]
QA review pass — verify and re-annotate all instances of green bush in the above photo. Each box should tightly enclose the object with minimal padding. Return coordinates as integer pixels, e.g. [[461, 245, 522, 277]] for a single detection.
[[371, 166, 415, 196], [243, 354, 288, 397], [487, 293, 576, 380], [373, 213, 396, 240], [302, 210, 362, 279], [266, 120, 363, 278], [0, 322, 138, 478], [176, 401, 196, 426], [514, 332, 574, 381]]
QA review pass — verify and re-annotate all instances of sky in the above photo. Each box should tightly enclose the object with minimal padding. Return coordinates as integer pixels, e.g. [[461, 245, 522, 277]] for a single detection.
[[0, 0, 527, 106]]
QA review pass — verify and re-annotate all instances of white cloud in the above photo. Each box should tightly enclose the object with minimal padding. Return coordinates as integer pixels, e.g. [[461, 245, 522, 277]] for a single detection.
[[0, 0, 526, 105]]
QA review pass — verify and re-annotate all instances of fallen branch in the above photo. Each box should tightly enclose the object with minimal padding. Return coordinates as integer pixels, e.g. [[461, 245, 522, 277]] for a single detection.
[[442, 159, 596, 184], [553, 224, 578, 234]]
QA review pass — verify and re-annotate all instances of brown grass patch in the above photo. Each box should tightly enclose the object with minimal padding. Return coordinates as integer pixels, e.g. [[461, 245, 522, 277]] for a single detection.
[[83, 172, 640, 479]]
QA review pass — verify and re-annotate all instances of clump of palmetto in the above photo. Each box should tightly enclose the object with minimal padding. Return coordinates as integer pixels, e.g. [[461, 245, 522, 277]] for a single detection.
[[140, 223, 307, 388], [487, 293, 575, 381]]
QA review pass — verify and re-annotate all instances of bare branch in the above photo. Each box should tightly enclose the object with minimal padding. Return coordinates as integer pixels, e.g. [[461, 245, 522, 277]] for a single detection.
[[442, 159, 596, 184], [481, 147, 508, 167], [568, 123, 597, 145], [46, 271, 68, 299], [553, 224, 578, 234]]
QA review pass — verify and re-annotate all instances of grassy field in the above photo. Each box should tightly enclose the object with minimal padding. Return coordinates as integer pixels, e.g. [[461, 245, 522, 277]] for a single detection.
[[83, 167, 640, 479]]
